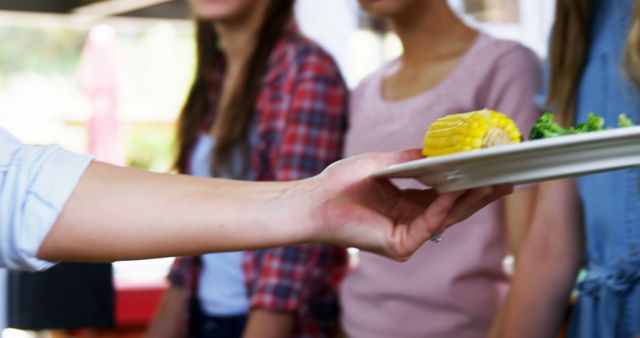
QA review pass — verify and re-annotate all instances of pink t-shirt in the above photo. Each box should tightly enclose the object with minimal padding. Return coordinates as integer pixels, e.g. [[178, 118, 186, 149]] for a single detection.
[[340, 33, 541, 338]]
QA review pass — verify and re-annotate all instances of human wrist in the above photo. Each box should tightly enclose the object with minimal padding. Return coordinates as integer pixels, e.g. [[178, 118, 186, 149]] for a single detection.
[[248, 179, 314, 246], [268, 177, 327, 245]]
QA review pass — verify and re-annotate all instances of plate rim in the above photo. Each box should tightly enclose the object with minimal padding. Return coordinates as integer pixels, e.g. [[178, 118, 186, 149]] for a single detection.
[[372, 126, 640, 178]]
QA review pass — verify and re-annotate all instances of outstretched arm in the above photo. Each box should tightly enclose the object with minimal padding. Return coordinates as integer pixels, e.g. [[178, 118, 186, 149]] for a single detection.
[[37, 151, 512, 264], [38, 160, 311, 261]]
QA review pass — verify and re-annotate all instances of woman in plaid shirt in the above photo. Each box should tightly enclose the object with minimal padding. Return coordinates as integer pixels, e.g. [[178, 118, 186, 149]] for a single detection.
[[147, 0, 349, 337]]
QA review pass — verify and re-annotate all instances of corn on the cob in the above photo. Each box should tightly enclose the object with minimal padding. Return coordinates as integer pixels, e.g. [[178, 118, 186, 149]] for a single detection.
[[422, 109, 521, 157]]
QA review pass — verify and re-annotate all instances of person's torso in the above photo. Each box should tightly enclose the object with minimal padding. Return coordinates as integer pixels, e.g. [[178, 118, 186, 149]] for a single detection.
[[184, 23, 349, 337], [576, 0, 640, 262], [341, 33, 540, 338], [569, 0, 640, 336], [190, 134, 251, 316]]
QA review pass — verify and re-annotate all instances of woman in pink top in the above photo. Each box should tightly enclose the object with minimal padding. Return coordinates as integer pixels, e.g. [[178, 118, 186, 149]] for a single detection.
[[339, 1, 541, 337]]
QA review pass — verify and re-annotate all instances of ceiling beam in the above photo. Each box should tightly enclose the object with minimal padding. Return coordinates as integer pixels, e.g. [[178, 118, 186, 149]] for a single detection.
[[0, 0, 189, 20], [120, 1, 190, 19], [0, 0, 81, 13], [73, 0, 173, 17]]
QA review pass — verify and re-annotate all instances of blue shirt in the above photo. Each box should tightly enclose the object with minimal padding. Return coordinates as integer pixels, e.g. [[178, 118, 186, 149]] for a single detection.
[[190, 134, 249, 316], [539, 1, 640, 336], [0, 128, 92, 271]]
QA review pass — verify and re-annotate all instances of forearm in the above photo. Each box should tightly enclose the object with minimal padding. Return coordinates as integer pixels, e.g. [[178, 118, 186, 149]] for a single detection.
[[490, 188, 537, 338], [145, 286, 189, 338], [503, 188, 537, 256], [494, 180, 583, 338], [38, 162, 314, 262], [33, 150, 511, 265], [242, 309, 295, 338], [493, 249, 580, 337]]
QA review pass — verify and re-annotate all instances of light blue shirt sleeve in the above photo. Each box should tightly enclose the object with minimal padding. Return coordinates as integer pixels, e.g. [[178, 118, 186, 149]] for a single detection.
[[0, 128, 93, 271]]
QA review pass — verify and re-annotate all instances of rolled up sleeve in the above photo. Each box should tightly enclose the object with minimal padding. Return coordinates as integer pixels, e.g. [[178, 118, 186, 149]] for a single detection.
[[0, 129, 92, 271]]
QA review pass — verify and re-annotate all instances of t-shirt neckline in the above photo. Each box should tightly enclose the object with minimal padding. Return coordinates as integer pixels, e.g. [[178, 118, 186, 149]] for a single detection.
[[375, 32, 486, 108]]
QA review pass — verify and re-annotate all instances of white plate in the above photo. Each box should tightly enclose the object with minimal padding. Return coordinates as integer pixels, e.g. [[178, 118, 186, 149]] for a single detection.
[[373, 126, 640, 192]]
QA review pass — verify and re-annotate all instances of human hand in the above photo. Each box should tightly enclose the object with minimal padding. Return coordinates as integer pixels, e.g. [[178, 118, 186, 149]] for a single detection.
[[301, 150, 513, 261]]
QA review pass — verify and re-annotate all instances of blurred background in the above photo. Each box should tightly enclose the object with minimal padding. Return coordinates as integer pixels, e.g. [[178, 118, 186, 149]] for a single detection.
[[0, 0, 556, 337]]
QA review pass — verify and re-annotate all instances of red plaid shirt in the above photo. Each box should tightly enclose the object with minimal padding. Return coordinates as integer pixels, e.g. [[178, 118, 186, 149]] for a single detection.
[[169, 22, 349, 338]]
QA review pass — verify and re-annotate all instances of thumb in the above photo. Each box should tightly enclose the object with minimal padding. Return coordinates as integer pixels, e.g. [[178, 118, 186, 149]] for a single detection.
[[368, 149, 424, 170]]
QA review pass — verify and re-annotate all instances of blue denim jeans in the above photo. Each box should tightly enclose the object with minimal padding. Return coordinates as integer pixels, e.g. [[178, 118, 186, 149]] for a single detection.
[[188, 298, 248, 338]]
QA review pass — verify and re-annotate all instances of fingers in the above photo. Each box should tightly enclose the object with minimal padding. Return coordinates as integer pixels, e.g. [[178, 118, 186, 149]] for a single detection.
[[366, 149, 424, 169], [377, 190, 463, 261], [395, 184, 512, 259], [406, 190, 465, 246], [494, 183, 515, 196], [323, 150, 424, 183], [440, 187, 494, 227], [397, 188, 440, 208], [368, 184, 512, 261], [442, 184, 514, 227]]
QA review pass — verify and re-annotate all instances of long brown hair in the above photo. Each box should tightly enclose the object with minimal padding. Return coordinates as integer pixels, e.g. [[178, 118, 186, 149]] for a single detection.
[[175, 0, 294, 175], [548, 0, 640, 126], [625, 0, 640, 86], [546, 0, 591, 126]]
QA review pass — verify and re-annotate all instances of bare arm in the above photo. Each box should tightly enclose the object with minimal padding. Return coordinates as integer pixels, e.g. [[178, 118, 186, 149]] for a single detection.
[[38, 161, 310, 261], [503, 188, 538, 256], [490, 179, 583, 338], [242, 309, 295, 338], [37, 151, 511, 264], [144, 286, 189, 338], [488, 188, 537, 337]]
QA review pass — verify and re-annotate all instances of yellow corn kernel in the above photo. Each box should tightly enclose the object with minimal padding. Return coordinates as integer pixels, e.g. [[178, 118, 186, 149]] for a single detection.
[[422, 109, 522, 157]]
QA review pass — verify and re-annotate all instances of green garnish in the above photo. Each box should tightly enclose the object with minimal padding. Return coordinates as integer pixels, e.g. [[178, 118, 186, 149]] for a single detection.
[[618, 113, 635, 127], [568, 113, 605, 134], [529, 112, 635, 140], [529, 112, 568, 140]]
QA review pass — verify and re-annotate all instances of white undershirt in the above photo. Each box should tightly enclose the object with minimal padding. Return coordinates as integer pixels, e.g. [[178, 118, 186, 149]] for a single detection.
[[189, 135, 249, 316]]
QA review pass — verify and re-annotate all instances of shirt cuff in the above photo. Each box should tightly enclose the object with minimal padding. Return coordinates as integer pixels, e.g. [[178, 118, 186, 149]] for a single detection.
[[14, 146, 93, 271]]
